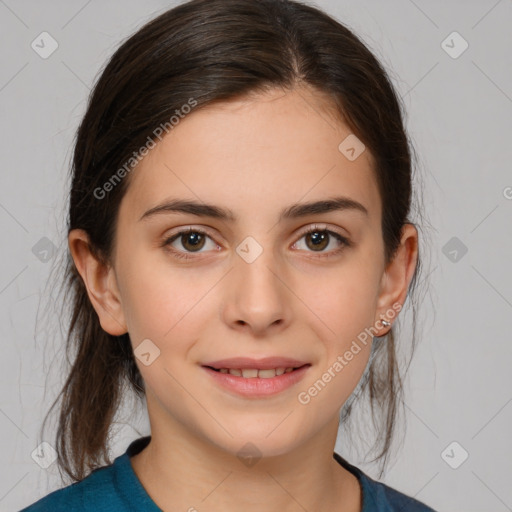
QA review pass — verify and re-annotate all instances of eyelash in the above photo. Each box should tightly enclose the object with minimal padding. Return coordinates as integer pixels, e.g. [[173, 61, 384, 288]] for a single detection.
[[162, 224, 351, 261]]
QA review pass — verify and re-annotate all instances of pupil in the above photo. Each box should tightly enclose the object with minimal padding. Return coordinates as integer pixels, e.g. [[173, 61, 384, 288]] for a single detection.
[[308, 231, 328, 250], [184, 232, 204, 251], [311, 232, 324, 245], [188, 233, 200, 245]]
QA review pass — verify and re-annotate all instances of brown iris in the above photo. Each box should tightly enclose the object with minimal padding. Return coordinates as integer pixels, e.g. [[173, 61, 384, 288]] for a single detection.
[[180, 231, 206, 252]]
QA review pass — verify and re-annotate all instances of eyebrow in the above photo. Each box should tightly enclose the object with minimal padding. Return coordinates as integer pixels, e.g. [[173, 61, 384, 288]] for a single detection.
[[139, 195, 369, 222]]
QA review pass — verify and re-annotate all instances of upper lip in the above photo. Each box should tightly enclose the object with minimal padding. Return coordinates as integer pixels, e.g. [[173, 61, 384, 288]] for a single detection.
[[202, 357, 310, 370]]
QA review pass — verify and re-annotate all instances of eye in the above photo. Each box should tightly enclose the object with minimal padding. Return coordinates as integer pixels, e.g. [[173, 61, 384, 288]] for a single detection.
[[292, 224, 351, 258], [162, 227, 220, 260], [162, 224, 351, 261]]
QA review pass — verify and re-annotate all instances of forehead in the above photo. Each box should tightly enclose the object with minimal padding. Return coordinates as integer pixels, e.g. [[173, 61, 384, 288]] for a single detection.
[[121, 86, 381, 224]]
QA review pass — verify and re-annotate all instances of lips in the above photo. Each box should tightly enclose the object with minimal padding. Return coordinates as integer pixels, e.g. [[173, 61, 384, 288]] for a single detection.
[[202, 362, 311, 397]]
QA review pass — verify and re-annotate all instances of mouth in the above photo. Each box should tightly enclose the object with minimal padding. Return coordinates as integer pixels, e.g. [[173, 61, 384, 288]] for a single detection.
[[200, 359, 311, 397], [203, 364, 309, 379]]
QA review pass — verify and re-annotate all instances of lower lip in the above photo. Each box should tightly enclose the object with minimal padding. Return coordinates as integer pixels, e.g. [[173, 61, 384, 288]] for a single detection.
[[202, 365, 310, 398]]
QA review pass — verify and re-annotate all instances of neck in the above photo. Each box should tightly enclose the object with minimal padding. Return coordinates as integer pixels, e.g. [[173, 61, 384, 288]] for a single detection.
[[130, 414, 361, 512]]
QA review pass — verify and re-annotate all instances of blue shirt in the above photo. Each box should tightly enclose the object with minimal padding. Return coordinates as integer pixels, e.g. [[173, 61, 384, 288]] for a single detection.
[[20, 436, 437, 511]]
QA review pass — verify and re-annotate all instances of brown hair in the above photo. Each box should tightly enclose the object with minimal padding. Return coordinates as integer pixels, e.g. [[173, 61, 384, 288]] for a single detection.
[[41, 0, 428, 483]]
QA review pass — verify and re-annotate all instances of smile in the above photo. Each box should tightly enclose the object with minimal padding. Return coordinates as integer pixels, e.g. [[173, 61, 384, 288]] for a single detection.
[[202, 364, 311, 397], [208, 366, 302, 378]]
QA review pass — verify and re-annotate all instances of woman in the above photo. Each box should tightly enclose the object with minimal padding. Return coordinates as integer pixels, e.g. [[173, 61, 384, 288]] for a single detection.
[[21, 0, 436, 510]]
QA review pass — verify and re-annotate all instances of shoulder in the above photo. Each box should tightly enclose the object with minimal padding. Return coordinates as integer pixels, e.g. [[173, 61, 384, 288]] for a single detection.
[[19, 461, 121, 511], [360, 474, 437, 511], [333, 453, 437, 512]]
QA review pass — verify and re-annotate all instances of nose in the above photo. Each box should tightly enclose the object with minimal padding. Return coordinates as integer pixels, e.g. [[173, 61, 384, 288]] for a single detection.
[[220, 248, 291, 336]]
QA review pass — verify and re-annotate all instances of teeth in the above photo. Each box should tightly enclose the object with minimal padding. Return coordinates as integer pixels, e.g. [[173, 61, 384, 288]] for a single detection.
[[241, 368, 258, 378], [221, 367, 295, 378], [258, 369, 277, 379]]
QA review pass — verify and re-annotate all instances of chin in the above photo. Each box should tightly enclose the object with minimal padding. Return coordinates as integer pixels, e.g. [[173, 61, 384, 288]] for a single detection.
[[209, 423, 306, 460]]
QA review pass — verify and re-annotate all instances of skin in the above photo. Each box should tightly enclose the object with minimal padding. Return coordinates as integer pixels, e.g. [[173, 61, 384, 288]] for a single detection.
[[69, 85, 418, 512]]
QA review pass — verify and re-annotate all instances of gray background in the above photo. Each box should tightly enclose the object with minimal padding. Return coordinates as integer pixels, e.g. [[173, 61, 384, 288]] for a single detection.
[[1, 0, 511, 511]]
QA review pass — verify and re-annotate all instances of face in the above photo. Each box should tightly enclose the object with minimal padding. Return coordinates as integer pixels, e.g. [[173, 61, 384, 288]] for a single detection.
[[74, 86, 415, 459]]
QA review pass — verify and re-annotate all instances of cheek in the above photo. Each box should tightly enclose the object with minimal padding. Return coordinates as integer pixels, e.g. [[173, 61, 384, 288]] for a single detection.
[[293, 254, 381, 410], [118, 249, 218, 352], [294, 272, 377, 420], [303, 260, 381, 344]]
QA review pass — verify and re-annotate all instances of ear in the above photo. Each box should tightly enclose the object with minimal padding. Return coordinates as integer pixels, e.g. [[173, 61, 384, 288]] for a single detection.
[[68, 229, 127, 336], [375, 223, 419, 334]]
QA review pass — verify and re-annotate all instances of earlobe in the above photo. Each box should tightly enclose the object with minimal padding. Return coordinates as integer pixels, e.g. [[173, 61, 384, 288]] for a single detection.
[[375, 223, 419, 330], [68, 229, 128, 336]]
